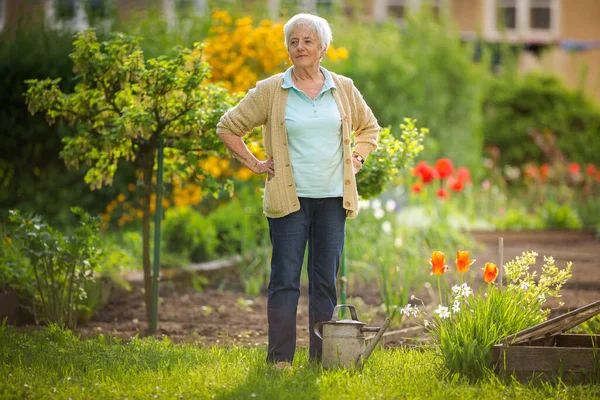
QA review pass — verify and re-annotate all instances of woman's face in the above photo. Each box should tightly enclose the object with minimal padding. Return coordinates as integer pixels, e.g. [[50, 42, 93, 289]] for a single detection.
[[287, 25, 325, 69]]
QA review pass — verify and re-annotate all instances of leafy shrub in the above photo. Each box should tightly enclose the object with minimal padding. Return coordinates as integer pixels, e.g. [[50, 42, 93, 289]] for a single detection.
[[8, 208, 103, 328], [537, 201, 582, 230], [483, 72, 600, 167], [356, 119, 427, 199], [208, 190, 267, 257], [162, 206, 218, 264]]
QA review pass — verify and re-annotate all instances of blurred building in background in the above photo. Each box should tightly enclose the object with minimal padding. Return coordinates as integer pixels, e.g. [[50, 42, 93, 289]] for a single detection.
[[1, 0, 599, 101]]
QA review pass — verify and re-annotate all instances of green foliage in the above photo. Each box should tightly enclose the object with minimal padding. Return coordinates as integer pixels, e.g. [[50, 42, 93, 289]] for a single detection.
[[332, 9, 487, 172], [537, 201, 583, 230], [7, 208, 103, 328], [2, 325, 600, 398], [0, 227, 35, 299], [356, 118, 428, 199], [25, 29, 235, 191], [162, 206, 218, 264], [0, 24, 107, 226], [208, 193, 268, 257], [483, 72, 600, 166], [492, 202, 582, 231]]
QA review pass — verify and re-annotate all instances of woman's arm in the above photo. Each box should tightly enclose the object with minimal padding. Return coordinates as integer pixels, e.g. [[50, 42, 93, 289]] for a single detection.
[[216, 81, 273, 175], [219, 133, 273, 175]]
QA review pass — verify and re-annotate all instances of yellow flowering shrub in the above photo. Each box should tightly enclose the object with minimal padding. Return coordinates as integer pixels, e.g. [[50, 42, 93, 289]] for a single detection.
[[204, 9, 348, 93]]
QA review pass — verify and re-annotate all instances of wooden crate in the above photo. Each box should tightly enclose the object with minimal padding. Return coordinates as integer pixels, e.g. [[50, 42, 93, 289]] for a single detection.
[[493, 300, 600, 384]]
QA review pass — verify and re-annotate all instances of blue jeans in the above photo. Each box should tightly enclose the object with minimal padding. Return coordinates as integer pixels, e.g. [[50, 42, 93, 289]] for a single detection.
[[266, 197, 346, 363]]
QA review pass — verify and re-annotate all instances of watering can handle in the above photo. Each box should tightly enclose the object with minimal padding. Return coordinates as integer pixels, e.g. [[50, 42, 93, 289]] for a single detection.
[[331, 304, 359, 322], [314, 321, 324, 340]]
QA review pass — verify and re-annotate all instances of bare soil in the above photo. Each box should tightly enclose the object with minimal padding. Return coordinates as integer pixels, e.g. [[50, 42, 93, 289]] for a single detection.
[[76, 231, 600, 346]]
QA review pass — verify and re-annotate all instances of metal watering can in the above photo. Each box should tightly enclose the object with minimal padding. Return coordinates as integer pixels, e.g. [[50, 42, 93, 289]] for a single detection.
[[314, 304, 391, 369]]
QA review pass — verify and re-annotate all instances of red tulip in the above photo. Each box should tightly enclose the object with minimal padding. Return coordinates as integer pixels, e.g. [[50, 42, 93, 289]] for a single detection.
[[540, 163, 550, 183], [569, 162, 581, 175], [456, 167, 471, 183], [456, 251, 475, 273], [435, 158, 454, 179], [430, 251, 448, 276], [412, 161, 438, 184], [447, 177, 464, 193], [586, 164, 596, 177], [483, 262, 498, 283], [436, 188, 449, 199], [411, 182, 423, 194]]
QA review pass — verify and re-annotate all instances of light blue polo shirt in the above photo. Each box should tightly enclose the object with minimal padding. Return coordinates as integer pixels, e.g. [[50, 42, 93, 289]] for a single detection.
[[282, 66, 343, 198]]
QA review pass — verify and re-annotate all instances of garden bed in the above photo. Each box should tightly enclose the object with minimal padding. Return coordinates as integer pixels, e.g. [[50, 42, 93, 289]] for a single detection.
[[75, 231, 600, 346]]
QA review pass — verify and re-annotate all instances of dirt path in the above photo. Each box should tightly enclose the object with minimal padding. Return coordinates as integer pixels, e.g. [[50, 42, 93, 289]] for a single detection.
[[76, 231, 599, 346]]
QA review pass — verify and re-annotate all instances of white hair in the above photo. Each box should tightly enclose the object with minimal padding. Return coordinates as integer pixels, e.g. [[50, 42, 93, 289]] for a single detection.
[[283, 13, 333, 51]]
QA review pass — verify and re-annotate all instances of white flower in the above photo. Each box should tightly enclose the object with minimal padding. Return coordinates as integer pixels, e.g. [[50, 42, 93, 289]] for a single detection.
[[385, 199, 396, 212], [374, 208, 385, 219], [451, 285, 461, 295], [461, 283, 472, 298], [371, 199, 382, 210], [434, 305, 450, 319], [424, 320, 430, 327], [410, 294, 415, 300], [359, 200, 370, 210], [452, 301, 461, 313], [394, 237, 403, 248], [400, 304, 419, 317], [538, 294, 546, 303], [381, 221, 392, 234], [520, 281, 530, 291]]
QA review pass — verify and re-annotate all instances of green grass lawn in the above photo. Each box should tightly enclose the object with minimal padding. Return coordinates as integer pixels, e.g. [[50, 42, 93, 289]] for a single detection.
[[1, 324, 598, 399]]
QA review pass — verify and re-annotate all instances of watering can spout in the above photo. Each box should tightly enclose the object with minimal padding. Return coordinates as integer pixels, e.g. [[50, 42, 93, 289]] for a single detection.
[[360, 317, 392, 365]]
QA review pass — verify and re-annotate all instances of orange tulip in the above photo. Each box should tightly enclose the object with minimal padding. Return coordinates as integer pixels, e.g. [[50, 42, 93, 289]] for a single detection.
[[455, 251, 475, 273], [483, 262, 498, 283], [430, 251, 448, 276]]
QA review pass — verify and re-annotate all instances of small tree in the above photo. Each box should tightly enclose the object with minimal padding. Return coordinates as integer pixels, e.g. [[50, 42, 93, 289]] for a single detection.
[[25, 30, 236, 328]]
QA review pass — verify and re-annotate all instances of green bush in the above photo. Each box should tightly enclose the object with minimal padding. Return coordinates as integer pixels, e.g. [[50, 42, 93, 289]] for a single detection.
[[483, 72, 600, 166], [162, 206, 218, 265], [208, 193, 268, 257], [8, 208, 103, 328], [330, 9, 488, 173]]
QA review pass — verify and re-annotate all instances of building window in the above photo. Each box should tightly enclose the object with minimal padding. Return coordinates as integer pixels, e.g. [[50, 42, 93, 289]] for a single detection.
[[530, 0, 551, 29], [46, 0, 89, 31], [387, 0, 407, 20], [55, 0, 77, 19], [497, 0, 517, 30]]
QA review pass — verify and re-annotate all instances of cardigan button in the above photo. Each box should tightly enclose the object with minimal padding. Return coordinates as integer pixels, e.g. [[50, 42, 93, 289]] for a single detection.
[[344, 201, 351, 207], [345, 180, 351, 185], [344, 139, 350, 145], [345, 159, 351, 164]]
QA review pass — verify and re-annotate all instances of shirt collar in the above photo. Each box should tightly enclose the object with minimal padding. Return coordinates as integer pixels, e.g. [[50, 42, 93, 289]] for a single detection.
[[282, 66, 336, 92]]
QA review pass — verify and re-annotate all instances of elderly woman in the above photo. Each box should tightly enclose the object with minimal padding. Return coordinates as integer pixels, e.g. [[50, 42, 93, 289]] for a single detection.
[[216, 13, 380, 368]]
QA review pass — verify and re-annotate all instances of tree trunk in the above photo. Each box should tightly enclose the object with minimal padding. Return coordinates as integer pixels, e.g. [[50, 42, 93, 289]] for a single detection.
[[141, 152, 154, 329]]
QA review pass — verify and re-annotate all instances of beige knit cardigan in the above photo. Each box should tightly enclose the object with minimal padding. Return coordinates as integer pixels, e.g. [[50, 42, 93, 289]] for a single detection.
[[216, 72, 380, 219]]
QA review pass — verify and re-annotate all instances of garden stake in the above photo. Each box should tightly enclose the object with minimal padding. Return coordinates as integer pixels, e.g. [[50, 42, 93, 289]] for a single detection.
[[499, 237, 504, 288], [150, 137, 165, 334]]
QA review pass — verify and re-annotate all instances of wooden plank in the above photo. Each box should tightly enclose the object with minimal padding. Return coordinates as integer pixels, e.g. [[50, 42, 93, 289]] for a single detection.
[[501, 300, 600, 345], [555, 334, 600, 348], [494, 345, 599, 373]]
